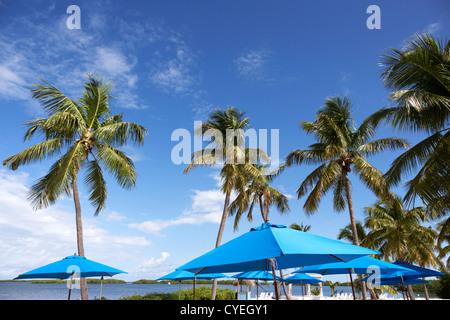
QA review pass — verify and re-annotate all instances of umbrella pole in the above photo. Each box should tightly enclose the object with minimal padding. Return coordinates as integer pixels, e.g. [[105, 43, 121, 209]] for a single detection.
[[68, 272, 74, 300], [256, 279, 259, 300], [347, 269, 356, 300], [269, 259, 279, 300], [193, 277, 196, 300], [99, 276, 103, 299]]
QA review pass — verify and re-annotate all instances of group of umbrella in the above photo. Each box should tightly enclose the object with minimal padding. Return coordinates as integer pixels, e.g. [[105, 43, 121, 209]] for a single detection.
[[15, 222, 444, 300]]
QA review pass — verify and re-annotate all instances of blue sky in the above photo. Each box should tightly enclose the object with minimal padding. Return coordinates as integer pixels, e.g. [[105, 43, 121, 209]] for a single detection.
[[0, 0, 448, 281]]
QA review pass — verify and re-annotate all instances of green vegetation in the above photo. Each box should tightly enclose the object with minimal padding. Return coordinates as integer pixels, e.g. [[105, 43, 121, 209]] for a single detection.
[[132, 279, 235, 285], [120, 286, 235, 300]]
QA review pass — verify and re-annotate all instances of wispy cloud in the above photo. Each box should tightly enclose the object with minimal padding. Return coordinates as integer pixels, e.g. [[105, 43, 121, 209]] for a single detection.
[[128, 172, 234, 236], [0, 169, 151, 279], [425, 21, 442, 34], [129, 188, 226, 236], [234, 48, 272, 82]]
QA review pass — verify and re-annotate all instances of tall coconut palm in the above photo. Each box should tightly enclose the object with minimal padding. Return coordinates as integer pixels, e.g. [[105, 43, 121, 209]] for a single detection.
[[285, 96, 408, 247], [370, 33, 450, 214], [184, 106, 267, 300], [228, 164, 290, 231], [3, 75, 147, 299], [363, 195, 441, 299], [284, 96, 408, 300]]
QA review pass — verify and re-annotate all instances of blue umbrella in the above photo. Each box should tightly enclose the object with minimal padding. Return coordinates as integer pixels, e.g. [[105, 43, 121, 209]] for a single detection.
[[293, 256, 411, 300], [282, 273, 325, 298], [295, 256, 411, 275], [282, 273, 324, 284], [393, 261, 445, 279], [177, 222, 379, 299], [233, 270, 281, 281], [157, 270, 228, 300], [14, 254, 127, 299], [360, 275, 428, 286], [233, 270, 281, 300], [157, 270, 228, 281], [15, 255, 126, 280]]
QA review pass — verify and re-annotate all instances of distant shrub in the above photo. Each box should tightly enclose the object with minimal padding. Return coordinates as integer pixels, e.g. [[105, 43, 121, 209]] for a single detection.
[[120, 286, 235, 300]]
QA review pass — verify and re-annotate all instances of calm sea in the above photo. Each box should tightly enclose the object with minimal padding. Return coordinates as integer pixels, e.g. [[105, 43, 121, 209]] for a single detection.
[[0, 282, 360, 300]]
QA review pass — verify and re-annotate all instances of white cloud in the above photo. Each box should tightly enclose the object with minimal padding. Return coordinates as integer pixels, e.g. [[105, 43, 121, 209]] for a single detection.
[[129, 185, 228, 236], [0, 169, 151, 279], [106, 211, 126, 222], [132, 252, 174, 279], [0, 10, 145, 111], [425, 22, 442, 34], [234, 48, 272, 82]]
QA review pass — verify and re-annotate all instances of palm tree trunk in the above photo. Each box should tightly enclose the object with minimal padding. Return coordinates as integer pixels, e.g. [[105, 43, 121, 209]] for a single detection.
[[343, 172, 359, 246], [211, 189, 231, 300], [259, 195, 265, 222], [407, 284, 416, 300], [343, 171, 368, 300], [423, 280, 430, 300], [72, 170, 89, 300]]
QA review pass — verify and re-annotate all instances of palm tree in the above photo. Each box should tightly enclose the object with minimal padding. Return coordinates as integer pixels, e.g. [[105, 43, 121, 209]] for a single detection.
[[285, 96, 409, 247], [3, 75, 147, 299], [228, 164, 290, 230], [337, 221, 367, 245], [289, 222, 311, 232], [363, 195, 441, 299], [370, 33, 450, 214], [184, 106, 267, 300]]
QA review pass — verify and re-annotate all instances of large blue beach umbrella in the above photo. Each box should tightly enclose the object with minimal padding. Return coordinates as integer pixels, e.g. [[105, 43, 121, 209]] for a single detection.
[[177, 223, 379, 299], [157, 270, 229, 300], [14, 254, 127, 299]]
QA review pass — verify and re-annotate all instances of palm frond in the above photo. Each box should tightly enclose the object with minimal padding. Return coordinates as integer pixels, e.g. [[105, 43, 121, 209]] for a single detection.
[[31, 81, 85, 121], [27, 143, 85, 210], [357, 137, 409, 156], [93, 121, 148, 147], [95, 144, 137, 189], [3, 138, 68, 170], [84, 159, 107, 216]]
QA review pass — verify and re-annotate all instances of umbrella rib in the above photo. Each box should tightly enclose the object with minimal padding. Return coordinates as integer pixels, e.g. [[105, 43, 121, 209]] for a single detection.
[[195, 267, 207, 275], [328, 254, 344, 262]]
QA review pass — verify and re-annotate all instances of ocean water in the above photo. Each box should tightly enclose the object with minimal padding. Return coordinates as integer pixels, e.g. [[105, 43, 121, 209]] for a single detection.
[[0, 282, 354, 300], [0, 282, 429, 300]]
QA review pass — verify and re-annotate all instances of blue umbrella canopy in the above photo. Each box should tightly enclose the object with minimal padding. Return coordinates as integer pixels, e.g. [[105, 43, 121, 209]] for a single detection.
[[157, 270, 228, 281], [178, 223, 379, 274], [360, 273, 429, 286], [282, 273, 325, 285], [14, 255, 127, 280], [295, 256, 411, 275], [393, 261, 445, 278], [233, 270, 281, 281]]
